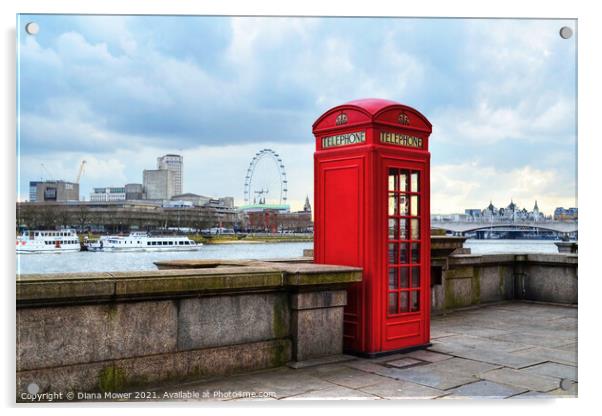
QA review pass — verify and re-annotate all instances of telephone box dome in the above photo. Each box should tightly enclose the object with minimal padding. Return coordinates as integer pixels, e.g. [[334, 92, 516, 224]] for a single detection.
[[313, 98, 432, 135]]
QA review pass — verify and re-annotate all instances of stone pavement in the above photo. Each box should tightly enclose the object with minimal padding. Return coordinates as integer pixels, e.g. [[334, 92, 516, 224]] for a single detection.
[[156, 301, 577, 400]]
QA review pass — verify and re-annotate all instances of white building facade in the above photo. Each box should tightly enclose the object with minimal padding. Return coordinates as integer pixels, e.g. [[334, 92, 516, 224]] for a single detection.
[[90, 187, 126, 202], [157, 154, 183, 196]]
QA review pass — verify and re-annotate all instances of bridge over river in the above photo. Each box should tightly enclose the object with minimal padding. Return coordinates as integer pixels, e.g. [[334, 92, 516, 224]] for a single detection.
[[431, 220, 578, 237]]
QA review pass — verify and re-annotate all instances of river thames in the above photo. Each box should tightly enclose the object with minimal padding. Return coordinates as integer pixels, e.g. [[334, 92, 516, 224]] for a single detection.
[[16, 239, 562, 275]]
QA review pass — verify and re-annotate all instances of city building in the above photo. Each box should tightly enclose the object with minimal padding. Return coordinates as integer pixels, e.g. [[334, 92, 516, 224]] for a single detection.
[[34, 180, 79, 202], [460, 200, 548, 222], [16, 199, 238, 233], [125, 183, 144, 200], [303, 195, 312, 213], [554, 207, 578, 221], [143, 169, 175, 200], [239, 204, 290, 214], [205, 197, 235, 210], [240, 198, 312, 233], [171, 193, 211, 206], [171, 193, 234, 211], [532, 200, 542, 222], [28, 181, 40, 202], [464, 209, 481, 219], [157, 154, 183, 196], [219, 197, 234, 209], [163, 200, 193, 208], [90, 187, 126, 202], [243, 208, 312, 233]]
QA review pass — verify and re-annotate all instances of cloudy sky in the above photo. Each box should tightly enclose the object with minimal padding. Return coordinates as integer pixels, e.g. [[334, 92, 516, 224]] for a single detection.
[[16, 15, 576, 214]]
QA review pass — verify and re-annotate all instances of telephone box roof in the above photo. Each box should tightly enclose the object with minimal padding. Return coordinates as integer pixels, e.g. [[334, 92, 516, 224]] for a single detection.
[[344, 98, 402, 114], [312, 98, 432, 131]]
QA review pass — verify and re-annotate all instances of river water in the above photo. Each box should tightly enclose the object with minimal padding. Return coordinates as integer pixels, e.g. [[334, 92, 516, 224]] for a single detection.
[[16, 239, 562, 275]]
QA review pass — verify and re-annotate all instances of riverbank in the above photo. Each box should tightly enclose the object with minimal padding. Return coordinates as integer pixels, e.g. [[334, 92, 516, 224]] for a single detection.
[[77, 233, 314, 245], [192, 235, 314, 244]]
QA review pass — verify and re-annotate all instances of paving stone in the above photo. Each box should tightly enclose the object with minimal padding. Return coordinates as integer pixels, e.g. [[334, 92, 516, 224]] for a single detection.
[[510, 391, 555, 399], [282, 386, 379, 400], [343, 359, 474, 390], [242, 371, 336, 399], [367, 353, 410, 363], [490, 332, 574, 348], [406, 349, 453, 362], [228, 396, 278, 401], [430, 342, 546, 369], [436, 334, 526, 352], [429, 340, 463, 353], [469, 316, 539, 328], [519, 310, 575, 321], [523, 362, 577, 381], [556, 342, 578, 352], [514, 347, 577, 366], [386, 365, 478, 390], [430, 331, 457, 339], [480, 368, 560, 392], [319, 367, 392, 389], [511, 326, 577, 341], [287, 355, 356, 369], [444, 380, 527, 399], [427, 357, 501, 376], [386, 358, 424, 368], [297, 363, 351, 377], [161, 377, 271, 401], [443, 326, 511, 338], [359, 379, 446, 399], [344, 360, 389, 373], [145, 302, 578, 401], [495, 303, 575, 317], [536, 319, 577, 332], [364, 364, 418, 380]]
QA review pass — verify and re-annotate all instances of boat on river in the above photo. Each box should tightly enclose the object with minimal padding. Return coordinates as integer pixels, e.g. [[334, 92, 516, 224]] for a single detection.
[[16, 229, 81, 253], [85, 232, 202, 252]]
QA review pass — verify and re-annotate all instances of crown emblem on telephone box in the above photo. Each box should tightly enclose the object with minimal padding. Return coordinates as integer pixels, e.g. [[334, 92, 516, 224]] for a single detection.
[[398, 112, 410, 125], [335, 112, 348, 125]]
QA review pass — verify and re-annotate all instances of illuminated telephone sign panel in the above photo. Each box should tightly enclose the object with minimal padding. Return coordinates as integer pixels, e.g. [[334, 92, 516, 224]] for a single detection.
[[312, 98, 433, 356]]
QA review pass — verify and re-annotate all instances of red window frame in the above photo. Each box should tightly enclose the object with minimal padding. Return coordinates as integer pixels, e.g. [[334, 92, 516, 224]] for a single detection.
[[387, 168, 421, 316]]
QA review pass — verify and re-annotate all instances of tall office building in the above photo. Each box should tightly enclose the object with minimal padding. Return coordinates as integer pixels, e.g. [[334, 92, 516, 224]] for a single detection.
[[157, 154, 183, 196], [143, 169, 174, 200]]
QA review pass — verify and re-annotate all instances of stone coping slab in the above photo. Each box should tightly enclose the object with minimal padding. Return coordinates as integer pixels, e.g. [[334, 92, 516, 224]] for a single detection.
[[17, 261, 362, 306], [448, 253, 578, 267]]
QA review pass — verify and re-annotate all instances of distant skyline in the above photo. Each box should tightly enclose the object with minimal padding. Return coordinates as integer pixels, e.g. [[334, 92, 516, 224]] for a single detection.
[[17, 15, 577, 213]]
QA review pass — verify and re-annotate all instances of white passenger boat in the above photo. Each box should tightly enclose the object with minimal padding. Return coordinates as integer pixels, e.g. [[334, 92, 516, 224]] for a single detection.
[[16, 229, 81, 253], [86, 232, 202, 252]]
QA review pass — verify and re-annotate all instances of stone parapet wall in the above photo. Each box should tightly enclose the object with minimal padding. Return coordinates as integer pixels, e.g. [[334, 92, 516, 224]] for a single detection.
[[432, 253, 577, 313], [16, 250, 577, 399], [16, 262, 361, 398]]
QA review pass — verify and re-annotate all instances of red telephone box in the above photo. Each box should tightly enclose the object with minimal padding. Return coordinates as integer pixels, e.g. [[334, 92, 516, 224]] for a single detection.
[[313, 98, 432, 356]]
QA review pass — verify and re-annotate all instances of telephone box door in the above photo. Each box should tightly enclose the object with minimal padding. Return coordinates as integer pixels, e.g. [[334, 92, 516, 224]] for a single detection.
[[382, 160, 430, 350]]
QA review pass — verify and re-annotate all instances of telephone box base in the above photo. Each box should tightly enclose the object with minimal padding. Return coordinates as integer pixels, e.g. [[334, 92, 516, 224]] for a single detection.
[[344, 343, 432, 359]]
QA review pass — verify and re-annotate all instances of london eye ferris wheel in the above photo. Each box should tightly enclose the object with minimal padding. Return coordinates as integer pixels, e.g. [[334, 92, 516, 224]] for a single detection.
[[243, 148, 288, 207]]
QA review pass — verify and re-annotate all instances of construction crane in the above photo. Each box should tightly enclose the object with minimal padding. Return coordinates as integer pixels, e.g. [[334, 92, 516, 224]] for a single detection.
[[75, 160, 87, 184], [40, 163, 54, 181]]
